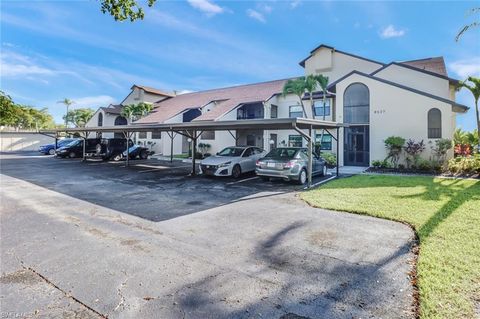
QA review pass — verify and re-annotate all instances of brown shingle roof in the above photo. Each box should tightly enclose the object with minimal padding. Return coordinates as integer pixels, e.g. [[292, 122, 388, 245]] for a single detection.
[[135, 79, 291, 124], [131, 85, 175, 97], [399, 57, 447, 76], [100, 104, 124, 115]]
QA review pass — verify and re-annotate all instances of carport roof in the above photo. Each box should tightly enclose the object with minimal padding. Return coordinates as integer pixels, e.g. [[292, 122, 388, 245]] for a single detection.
[[42, 118, 347, 134]]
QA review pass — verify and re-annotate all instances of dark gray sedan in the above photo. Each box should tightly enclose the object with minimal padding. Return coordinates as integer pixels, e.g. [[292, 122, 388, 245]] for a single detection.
[[255, 147, 327, 184]]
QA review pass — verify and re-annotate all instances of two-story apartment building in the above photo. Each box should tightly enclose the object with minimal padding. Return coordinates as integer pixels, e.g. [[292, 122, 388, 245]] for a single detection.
[[135, 44, 468, 167], [86, 85, 174, 139]]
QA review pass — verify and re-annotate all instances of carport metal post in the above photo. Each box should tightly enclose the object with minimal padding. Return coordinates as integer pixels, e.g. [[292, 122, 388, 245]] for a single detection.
[[191, 130, 198, 176], [124, 131, 131, 167], [336, 127, 339, 177], [307, 126, 313, 188], [294, 125, 313, 188], [54, 133, 58, 153], [167, 130, 176, 163], [82, 134, 87, 162]]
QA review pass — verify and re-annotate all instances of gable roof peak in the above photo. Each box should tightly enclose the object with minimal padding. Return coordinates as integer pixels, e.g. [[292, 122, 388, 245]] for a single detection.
[[130, 84, 175, 97], [299, 44, 384, 68]]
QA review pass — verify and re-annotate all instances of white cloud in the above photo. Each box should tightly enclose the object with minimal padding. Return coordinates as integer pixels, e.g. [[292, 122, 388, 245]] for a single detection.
[[290, 0, 301, 9], [380, 25, 406, 39], [187, 0, 224, 15], [71, 95, 116, 108], [448, 58, 480, 79], [1, 51, 55, 77], [246, 9, 266, 23], [261, 4, 273, 14]]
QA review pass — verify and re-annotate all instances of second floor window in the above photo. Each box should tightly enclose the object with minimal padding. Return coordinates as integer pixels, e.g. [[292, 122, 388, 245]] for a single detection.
[[289, 105, 303, 118], [314, 100, 331, 117], [271, 105, 278, 118]]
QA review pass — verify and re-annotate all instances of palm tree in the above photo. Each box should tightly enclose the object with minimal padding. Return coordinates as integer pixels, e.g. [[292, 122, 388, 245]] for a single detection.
[[314, 74, 329, 152], [57, 98, 74, 127], [121, 104, 136, 123], [314, 75, 329, 121], [455, 7, 479, 41], [136, 102, 153, 118], [305, 75, 318, 118], [459, 76, 480, 151], [282, 77, 308, 118]]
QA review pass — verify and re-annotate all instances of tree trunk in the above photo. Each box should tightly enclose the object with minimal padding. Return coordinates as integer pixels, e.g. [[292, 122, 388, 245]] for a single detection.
[[476, 99, 480, 152], [298, 95, 307, 119]]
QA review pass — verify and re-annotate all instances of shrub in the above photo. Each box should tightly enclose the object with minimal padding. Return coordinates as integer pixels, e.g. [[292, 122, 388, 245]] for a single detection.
[[198, 143, 211, 156], [372, 160, 382, 169], [321, 152, 337, 168], [404, 139, 425, 168], [371, 159, 392, 169], [431, 138, 452, 164], [417, 158, 433, 171], [384, 136, 405, 168], [447, 155, 480, 175]]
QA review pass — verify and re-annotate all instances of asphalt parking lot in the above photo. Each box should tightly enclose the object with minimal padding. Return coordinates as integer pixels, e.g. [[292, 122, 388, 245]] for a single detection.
[[0, 152, 415, 319], [0, 152, 331, 222]]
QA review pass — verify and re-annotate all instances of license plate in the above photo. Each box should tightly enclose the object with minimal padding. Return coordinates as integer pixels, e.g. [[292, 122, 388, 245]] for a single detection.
[[206, 165, 210, 168], [267, 162, 276, 168]]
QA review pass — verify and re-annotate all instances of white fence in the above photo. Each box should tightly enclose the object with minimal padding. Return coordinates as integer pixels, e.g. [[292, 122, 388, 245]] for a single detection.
[[0, 132, 54, 152]]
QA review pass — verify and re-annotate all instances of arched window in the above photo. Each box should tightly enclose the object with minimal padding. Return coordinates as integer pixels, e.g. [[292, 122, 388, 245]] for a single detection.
[[428, 108, 441, 138], [98, 112, 103, 127], [343, 83, 369, 124], [114, 116, 127, 126]]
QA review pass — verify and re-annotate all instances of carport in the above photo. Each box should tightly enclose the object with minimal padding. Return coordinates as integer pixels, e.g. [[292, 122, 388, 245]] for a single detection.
[[42, 118, 347, 187]]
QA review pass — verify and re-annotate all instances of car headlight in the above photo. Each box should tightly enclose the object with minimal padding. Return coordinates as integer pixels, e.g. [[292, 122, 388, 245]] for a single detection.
[[218, 161, 231, 167]]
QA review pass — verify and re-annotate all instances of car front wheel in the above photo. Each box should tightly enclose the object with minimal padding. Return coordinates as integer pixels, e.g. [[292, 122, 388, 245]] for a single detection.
[[68, 152, 76, 158], [232, 165, 241, 179], [297, 168, 307, 185], [48, 149, 55, 155]]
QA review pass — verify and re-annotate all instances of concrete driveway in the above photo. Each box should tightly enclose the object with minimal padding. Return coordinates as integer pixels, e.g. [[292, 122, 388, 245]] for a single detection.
[[0, 153, 415, 318]]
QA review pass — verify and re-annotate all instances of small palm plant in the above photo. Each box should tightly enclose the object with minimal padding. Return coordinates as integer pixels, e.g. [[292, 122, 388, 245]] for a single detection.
[[57, 98, 75, 127], [459, 76, 480, 152], [282, 77, 308, 118]]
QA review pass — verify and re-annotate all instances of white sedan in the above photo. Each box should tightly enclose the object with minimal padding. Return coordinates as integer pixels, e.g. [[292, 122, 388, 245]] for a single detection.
[[199, 146, 267, 178]]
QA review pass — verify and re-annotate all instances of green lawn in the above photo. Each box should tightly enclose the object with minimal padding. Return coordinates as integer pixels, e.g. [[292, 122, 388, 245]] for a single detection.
[[301, 175, 480, 319]]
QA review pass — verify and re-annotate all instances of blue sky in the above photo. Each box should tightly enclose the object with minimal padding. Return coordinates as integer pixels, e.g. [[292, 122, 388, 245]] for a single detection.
[[1, 0, 479, 130]]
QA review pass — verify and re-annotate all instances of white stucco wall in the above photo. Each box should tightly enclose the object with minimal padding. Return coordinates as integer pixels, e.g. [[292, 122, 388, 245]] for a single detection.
[[86, 109, 130, 139], [304, 48, 383, 82], [0, 132, 55, 151], [373, 64, 451, 99], [122, 87, 170, 106], [335, 74, 456, 166]]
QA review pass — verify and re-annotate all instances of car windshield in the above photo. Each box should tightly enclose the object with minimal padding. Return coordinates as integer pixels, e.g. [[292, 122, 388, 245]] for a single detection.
[[265, 148, 299, 159], [217, 147, 245, 157], [58, 139, 73, 146], [65, 140, 80, 147]]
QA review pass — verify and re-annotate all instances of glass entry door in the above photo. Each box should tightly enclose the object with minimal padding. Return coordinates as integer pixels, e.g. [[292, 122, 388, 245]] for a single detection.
[[344, 126, 369, 166]]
